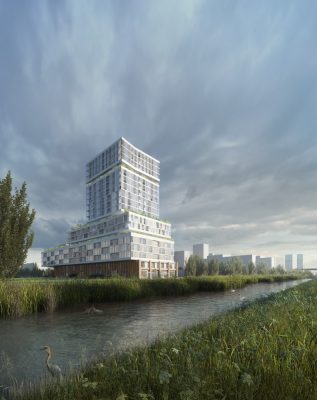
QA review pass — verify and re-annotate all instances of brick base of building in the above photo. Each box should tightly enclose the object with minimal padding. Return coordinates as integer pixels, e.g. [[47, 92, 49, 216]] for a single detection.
[[53, 260, 140, 278]]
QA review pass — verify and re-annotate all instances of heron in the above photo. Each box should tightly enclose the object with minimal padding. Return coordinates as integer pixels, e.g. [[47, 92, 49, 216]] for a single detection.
[[84, 305, 103, 314], [40, 346, 63, 380]]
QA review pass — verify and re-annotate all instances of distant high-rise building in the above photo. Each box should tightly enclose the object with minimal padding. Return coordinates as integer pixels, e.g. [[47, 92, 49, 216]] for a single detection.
[[207, 254, 257, 266], [297, 254, 304, 269], [174, 250, 192, 276], [256, 256, 275, 268], [193, 243, 209, 260], [207, 254, 232, 263], [285, 254, 293, 270], [238, 254, 257, 266], [42, 138, 176, 279]]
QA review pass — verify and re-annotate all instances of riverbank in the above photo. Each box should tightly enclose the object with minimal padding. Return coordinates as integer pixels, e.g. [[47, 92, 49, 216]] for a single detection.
[[14, 278, 317, 400], [0, 272, 311, 318]]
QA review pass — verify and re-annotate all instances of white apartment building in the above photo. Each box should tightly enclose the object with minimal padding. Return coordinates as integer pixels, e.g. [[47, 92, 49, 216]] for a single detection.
[[297, 254, 304, 269], [193, 243, 209, 260], [174, 250, 192, 276], [285, 254, 293, 270], [238, 254, 257, 265], [207, 254, 231, 263], [256, 256, 275, 268], [42, 138, 176, 279], [207, 253, 257, 266]]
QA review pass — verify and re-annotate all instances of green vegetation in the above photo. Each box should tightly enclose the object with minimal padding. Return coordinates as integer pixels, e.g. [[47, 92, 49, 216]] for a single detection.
[[15, 263, 51, 278], [185, 254, 290, 276], [0, 273, 310, 318], [14, 278, 317, 399], [0, 171, 35, 278]]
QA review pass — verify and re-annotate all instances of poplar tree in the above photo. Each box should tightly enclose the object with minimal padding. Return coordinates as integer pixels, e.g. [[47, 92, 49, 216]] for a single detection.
[[0, 171, 36, 278]]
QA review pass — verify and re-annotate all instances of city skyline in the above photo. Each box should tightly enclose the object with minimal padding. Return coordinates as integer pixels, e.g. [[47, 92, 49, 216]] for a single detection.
[[1, 1, 317, 266], [176, 244, 305, 269]]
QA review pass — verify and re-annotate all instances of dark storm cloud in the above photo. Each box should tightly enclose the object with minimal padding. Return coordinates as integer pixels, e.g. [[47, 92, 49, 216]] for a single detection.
[[1, 0, 317, 263]]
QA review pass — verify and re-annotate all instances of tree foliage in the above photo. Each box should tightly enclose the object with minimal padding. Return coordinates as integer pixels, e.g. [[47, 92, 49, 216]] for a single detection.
[[196, 257, 208, 276], [255, 262, 271, 275], [208, 259, 220, 275], [15, 263, 52, 278], [185, 255, 208, 276], [185, 255, 198, 276], [0, 171, 36, 278], [184, 254, 294, 278], [274, 265, 285, 274], [247, 261, 256, 274]]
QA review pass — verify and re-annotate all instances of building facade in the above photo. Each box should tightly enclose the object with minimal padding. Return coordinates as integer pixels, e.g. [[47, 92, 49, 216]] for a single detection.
[[207, 254, 231, 263], [207, 253, 276, 269], [174, 250, 192, 276], [207, 254, 257, 266], [42, 138, 176, 278], [296, 254, 304, 269], [193, 243, 209, 260], [285, 254, 293, 270], [255, 256, 275, 268]]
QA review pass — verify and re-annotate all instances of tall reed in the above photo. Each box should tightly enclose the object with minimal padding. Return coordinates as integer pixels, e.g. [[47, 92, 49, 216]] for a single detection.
[[0, 272, 310, 318], [14, 278, 317, 400]]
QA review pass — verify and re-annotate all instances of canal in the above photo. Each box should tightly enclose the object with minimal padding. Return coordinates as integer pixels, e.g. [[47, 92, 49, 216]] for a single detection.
[[0, 279, 308, 392]]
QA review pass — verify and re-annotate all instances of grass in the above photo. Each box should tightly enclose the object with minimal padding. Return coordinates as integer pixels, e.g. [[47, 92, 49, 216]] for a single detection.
[[12, 277, 317, 399], [0, 272, 311, 318]]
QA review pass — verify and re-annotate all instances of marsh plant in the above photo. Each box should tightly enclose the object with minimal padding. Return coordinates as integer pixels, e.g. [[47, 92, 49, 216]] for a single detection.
[[0, 273, 310, 318], [0, 273, 311, 319], [12, 279, 317, 400]]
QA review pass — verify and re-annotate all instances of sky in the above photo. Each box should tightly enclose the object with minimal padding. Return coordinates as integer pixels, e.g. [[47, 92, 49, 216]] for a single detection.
[[1, 0, 317, 267]]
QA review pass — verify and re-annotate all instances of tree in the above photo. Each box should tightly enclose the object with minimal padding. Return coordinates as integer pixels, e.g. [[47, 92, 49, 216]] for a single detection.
[[229, 257, 244, 274], [274, 265, 285, 275], [16, 263, 46, 278], [255, 262, 270, 275], [219, 261, 228, 275], [0, 171, 36, 278], [246, 261, 256, 275], [208, 259, 219, 275], [185, 255, 206, 276], [196, 257, 208, 276], [184, 255, 197, 276]]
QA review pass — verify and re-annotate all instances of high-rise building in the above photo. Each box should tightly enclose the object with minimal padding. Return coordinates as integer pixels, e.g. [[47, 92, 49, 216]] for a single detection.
[[42, 138, 176, 279], [207, 254, 232, 263], [285, 254, 293, 270], [193, 243, 209, 260], [297, 254, 304, 269], [207, 254, 257, 266], [256, 256, 275, 268], [86, 138, 160, 221], [174, 250, 192, 276]]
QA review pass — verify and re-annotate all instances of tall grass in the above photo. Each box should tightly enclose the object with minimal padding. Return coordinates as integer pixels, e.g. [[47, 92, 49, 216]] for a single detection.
[[0, 272, 310, 318], [13, 278, 317, 400]]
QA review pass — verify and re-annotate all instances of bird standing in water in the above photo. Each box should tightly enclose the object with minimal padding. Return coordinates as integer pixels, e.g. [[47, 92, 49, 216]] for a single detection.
[[84, 305, 103, 314], [41, 346, 63, 380]]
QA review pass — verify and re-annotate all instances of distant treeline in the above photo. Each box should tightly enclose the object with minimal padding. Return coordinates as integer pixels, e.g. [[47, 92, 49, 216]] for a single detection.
[[15, 263, 53, 278], [184, 255, 287, 276]]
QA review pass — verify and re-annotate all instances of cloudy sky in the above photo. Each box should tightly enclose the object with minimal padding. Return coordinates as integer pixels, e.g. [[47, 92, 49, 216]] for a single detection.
[[1, 1, 317, 267]]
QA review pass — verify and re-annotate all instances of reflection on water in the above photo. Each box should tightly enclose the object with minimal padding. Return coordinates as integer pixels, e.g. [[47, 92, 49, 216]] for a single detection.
[[0, 279, 308, 390]]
